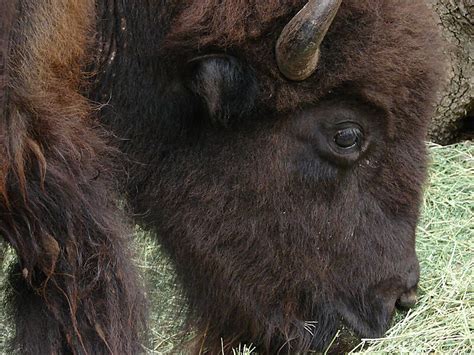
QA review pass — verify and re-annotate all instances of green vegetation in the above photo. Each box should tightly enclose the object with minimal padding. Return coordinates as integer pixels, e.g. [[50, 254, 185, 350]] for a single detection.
[[1, 142, 472, 353]]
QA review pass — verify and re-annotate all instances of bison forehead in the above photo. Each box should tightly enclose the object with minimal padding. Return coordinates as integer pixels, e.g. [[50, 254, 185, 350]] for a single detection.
[[163, 0, 444, 127]]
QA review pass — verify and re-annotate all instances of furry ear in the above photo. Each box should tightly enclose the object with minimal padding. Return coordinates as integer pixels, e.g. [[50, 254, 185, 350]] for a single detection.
[[187, 54, 258, 127]]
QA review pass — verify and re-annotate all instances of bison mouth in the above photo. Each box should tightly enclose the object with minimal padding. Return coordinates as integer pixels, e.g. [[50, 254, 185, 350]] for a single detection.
[[396, 289, 418, 310], [332, 281, 419, 351]]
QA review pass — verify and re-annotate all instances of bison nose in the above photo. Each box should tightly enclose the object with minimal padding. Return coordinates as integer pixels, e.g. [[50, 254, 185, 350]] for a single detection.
[[396, 289, 418, 310]]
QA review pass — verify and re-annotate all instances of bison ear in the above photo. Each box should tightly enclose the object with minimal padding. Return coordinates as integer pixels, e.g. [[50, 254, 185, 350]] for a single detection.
[[187, 54, 258, 127]]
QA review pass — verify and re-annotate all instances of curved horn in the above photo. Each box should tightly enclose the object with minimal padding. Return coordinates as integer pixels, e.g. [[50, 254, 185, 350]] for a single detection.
[[276, 0, 342, 81]]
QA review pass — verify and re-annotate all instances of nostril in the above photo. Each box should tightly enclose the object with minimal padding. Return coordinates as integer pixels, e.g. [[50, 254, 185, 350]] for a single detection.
[[396, 289, 418, 310]]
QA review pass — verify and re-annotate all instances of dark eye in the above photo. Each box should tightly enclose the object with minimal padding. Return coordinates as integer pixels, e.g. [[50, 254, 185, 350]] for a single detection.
[[334, 127, 363, 149]]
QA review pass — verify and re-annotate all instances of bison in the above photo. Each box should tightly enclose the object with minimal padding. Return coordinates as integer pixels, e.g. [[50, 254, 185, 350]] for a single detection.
[[0, 0, 444, 353]]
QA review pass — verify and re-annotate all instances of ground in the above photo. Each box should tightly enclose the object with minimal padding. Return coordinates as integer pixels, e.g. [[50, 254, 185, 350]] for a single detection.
[[1, 141, 472, 354]]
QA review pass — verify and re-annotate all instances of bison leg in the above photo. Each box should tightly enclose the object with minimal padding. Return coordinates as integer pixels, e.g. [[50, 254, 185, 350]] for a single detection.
[[0, 135, 148, 353], [0, 1, 146, 353], [5, 262, 69, 354], [0, 108, 147, 353]]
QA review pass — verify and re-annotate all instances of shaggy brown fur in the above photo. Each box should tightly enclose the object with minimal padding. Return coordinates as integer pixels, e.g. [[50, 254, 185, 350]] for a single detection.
[[1, 0, 444, 354], [1, 1, 145, 353]]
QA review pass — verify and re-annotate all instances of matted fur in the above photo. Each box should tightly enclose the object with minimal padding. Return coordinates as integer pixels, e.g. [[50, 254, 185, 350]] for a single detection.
[[1, 0, 444, 354], [1, 1, 146, 353]]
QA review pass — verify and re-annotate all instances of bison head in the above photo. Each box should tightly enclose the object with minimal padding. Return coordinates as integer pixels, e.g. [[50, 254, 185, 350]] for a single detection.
[[94, 0, 444, 352]]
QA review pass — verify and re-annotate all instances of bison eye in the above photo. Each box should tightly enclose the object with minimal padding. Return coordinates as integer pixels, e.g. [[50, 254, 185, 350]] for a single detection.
[[334, 127, 363, 149]]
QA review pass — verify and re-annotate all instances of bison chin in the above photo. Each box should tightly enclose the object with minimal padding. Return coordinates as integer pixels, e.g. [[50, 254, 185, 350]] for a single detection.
[[336, 267, 420, 341]]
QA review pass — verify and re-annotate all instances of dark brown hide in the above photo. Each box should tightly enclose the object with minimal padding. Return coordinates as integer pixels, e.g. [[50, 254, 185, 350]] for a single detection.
[[93, 0, 444, 353], [0, 1, 145, 353], [0, 0, 444, 354]]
